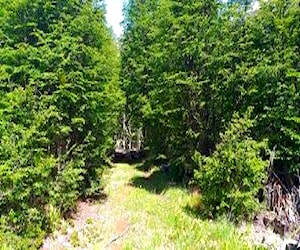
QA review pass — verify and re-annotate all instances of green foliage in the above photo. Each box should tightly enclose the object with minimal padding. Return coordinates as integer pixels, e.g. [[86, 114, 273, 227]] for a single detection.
[[282, 116, 300, 172], [193, 112, 268, 219], [121, 0, 300, 218], [121, 0, 220, 173], [0, 0, 124, 247]]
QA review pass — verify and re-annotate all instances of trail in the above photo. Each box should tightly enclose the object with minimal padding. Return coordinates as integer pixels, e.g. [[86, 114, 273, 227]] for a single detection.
[[42, 164, 138, 250], [41, 164, 282, 250]]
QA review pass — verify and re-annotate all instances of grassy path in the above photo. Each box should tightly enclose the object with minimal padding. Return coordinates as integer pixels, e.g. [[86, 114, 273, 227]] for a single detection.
[[42, 164, 259, 250]]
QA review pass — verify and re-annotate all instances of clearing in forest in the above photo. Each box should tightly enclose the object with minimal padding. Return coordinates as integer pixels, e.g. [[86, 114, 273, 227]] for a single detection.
[[42, 164, 264, 250]]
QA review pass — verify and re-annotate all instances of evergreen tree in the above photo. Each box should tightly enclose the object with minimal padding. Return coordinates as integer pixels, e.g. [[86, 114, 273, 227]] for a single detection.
[[0, 0, 124, 247]]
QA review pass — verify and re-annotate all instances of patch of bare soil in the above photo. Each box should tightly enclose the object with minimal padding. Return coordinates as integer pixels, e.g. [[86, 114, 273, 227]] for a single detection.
[[41, 200, 104, 250]]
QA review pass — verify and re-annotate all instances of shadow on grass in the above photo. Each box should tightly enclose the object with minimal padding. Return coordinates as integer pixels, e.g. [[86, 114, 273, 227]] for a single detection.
[[183, 203, 210, 220], [81, 192, 108, 203], [63, 192, 108, 219], [183, 201, 240, 223], [130, 168, 182, 194], [134, 160, 155, 172]]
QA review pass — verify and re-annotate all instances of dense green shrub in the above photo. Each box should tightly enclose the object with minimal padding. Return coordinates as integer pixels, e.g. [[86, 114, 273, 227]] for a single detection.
[[0, 0, 123, 247], [281, 116, 300, 173], [193, 112, 268, 219]]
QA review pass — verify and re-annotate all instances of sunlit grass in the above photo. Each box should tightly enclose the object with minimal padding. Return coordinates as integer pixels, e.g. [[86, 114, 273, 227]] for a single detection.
[[103, 164, 261, 249], [119, 165, 254, 250], [51, 164, 265, 249]]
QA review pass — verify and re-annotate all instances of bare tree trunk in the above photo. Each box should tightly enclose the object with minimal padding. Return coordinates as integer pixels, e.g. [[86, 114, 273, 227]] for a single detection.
[[128, 121, 132, 151], [137, 128, 142, 151]]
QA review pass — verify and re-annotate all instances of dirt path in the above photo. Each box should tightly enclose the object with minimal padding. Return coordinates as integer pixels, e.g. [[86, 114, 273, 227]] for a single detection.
[[41, 164, 284, 250], [42, 164, 136, 250]]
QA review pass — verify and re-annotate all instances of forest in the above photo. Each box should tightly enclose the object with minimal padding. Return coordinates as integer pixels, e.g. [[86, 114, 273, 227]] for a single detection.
[[0, 0, 299, 249]]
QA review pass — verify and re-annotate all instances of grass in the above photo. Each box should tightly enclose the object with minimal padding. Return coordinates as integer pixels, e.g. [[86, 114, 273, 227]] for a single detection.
[[116, 165, 254, 250], [98, 164, 261, 249], [46, 163, 265, 249]]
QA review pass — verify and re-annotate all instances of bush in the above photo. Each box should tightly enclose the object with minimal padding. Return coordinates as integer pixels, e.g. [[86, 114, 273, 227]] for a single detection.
[[193, 111, 268, 219]]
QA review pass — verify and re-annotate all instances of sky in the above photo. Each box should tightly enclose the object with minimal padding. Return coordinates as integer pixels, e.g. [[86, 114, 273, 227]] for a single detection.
[[105, 0, 125, 37]]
